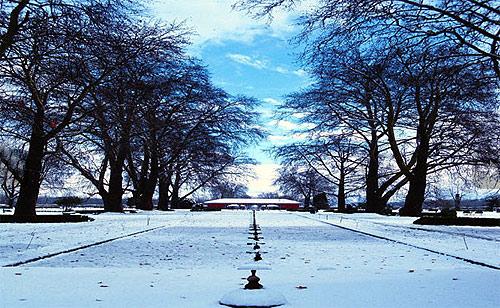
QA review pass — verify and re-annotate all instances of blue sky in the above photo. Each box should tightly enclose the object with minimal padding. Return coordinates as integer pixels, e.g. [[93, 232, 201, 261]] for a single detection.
[[199, 36, 309, 161], [151, 0, 312, 195]]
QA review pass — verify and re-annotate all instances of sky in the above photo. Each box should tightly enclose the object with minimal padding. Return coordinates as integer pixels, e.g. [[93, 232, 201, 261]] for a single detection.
[[150, 0, 312, 196]]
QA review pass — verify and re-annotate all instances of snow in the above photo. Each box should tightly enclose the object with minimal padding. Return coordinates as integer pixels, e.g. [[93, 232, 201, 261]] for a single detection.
[[313, 212, 500, 268], [220, 289, 287, 307], [1, 210, 499, 307], [237, 263, 272, 270], [204, 198, 300, 205]]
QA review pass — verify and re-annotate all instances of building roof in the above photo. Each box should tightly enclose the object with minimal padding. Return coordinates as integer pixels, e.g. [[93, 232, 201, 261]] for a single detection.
[[204, 198, 300, 205]]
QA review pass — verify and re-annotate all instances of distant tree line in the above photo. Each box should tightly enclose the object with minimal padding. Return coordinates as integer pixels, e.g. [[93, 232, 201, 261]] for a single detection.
[[0, 0, 263, 217], [236, 0, 500, 215]]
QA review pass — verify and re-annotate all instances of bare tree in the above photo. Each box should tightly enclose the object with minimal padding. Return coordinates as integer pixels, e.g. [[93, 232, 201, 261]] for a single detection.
[[257, 192, 280, 199], [274, 34, 499, 215], [375, 42, 499, 215], [156, 92, 262, 209], [209, 182, 249, 199], [58, 22, 188, 212], [275, 134, 365, 212], [274, 165, 330, 207], [234, 0, 500, 78], [236, 0, 500, 217], [0, 144, 23, 206], [0, 0, 31, 59], [278, 44, 410, 212], [0, 1, 138, 217]]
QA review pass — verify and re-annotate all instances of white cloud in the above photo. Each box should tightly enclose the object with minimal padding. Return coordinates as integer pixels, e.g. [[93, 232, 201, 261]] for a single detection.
[[272, 65, 310, 79], [225, 54, 309, 77], [260, 107, 274, 117], [150, 0, 297, 46], [300, 122, 316, 129], [268, 119, 298, 130], [268, 135, 289, 142], [226, 53, 267, 69], [267, 133, 307, 144], [262, 98, 282, 105], [246, 163, 279, 196], [292, 112, 307, 119], [291, 132, 308, 140], [293, 69, 307, 77], [275, 66, 289, 74]]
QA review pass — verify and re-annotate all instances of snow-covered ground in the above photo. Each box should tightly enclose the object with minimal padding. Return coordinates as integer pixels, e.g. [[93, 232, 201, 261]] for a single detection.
[[1, 210, 499, 307], [313, 212, 500, 267]]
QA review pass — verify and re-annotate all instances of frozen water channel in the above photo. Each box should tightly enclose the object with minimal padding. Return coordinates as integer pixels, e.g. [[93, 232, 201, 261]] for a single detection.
[[1, 210, 498, 307]]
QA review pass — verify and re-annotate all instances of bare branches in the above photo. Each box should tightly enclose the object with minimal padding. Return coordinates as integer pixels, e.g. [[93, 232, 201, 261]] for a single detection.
[[235, 0, 500, 215], [235, 0, 500, 78]]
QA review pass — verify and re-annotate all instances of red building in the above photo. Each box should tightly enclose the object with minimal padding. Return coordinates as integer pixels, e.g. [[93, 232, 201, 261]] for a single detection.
[[203, 198, 300, 210]]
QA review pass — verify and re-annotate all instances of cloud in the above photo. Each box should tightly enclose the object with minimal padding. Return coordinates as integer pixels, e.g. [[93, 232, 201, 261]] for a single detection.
[[262, 98, 282, 105], [151, 0, 297, 46], [226, 53, 267, 69], [291, 132, 308, 140], [268, 135, 289, 142], [275, 66, 289, 74], [259, 107, 275, 118], [292, 112, 307, 119], [226, 55, 309, 78], [269, 119, 298, 130], [267, 133, 307, 144], [293, 69, 307, 77], [246, 163, 279, 196], [273, 66, 309, 78]]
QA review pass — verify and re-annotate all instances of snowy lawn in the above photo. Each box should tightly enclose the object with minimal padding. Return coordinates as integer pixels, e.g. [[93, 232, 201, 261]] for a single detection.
[[1, 210, 499, 307], [313, 212, 500, 267]]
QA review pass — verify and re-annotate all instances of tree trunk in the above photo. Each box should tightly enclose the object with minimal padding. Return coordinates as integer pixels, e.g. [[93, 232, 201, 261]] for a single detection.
[[400, 139, 430, 216], [14, 111, 46, 217], [337, 171, 346, 212], [170, 187, 180, 209], [6, 190, 15, 207], [104, 160, 124, 212], [2, 174, 17, 207], [135, 145, 150, 210], [170, 172, 181, 208], [140, 186, 155, 210], [139, 149, 158, 211], [304, 194, 311, 208], [129, 190, 140, 208], [157, 173, 170, 211], [365, 132, 383, 213]]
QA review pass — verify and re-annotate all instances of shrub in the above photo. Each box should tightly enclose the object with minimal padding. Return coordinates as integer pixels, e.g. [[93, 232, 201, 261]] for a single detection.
[[55, 196, 83, 211], [380, 206, 394, 216], [439, 208, 457, 218], [312, 193, 329, 210], [485, 196, 500, 211], [171, 199, 195, 209]]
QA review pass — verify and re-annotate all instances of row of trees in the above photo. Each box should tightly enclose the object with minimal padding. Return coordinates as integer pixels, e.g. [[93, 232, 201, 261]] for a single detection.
[[0, 0, 263, 217], [237, 0, 500, 215]]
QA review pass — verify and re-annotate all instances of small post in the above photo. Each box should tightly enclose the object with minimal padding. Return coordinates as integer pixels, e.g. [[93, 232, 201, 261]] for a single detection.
[[254, 251, 262, 261], [26, 231, 35, 250], [244, 270, 263, 289]]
